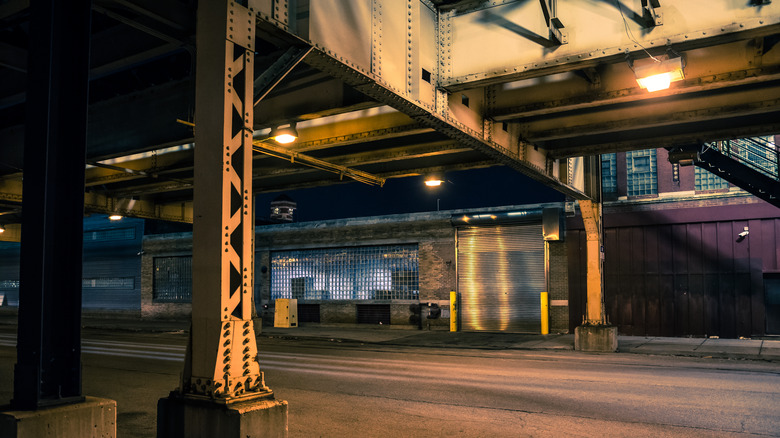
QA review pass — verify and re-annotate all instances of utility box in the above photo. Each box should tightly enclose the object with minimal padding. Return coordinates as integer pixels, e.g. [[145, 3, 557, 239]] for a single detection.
[[274, 298, 298, 328]]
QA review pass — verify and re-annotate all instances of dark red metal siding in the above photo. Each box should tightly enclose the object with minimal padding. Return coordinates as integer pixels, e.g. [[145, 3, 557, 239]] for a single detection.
[[569, 217, 780, 338]]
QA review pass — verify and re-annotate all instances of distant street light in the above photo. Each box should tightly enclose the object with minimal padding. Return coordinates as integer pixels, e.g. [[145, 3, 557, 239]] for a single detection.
[[424, 178, 443, 187]]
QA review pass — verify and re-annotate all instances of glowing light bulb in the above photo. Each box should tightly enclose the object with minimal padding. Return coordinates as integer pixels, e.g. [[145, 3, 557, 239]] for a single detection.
[[274, 133, 296, 144], [637, 72, 672, 92]]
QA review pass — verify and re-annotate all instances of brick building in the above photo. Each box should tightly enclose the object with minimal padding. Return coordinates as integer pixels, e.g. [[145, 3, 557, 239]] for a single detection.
[[569, 144, 780, 338], [141, 202, 570, 333]]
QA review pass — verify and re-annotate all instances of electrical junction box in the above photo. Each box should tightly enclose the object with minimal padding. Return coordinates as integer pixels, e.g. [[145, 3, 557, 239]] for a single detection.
[[274, 298, 298, 328]]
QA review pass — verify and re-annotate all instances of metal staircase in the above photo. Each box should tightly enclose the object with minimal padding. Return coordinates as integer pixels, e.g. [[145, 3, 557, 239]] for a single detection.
[[668, 137, 780, 208]]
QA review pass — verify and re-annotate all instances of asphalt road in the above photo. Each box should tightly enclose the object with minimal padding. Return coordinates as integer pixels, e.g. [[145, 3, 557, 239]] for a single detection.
[[0, 327, 778, 437]]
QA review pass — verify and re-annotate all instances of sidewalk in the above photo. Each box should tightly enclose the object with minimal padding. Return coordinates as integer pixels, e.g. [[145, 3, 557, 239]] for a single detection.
[[259, 325, 780, 361], [1, 314, 778, 361]]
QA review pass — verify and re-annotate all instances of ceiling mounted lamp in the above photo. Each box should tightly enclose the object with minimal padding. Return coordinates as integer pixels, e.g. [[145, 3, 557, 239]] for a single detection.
[[424, 176, 444, 187], [108, 214, 123, 221], [632, 55, 685, 92], [0, 224, 5, 233], [269, 122, 298, 144]]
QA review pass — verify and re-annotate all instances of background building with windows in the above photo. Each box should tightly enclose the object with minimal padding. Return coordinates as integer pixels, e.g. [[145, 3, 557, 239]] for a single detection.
[[0, 139, 778, 338], [569, 139, 780, 338], [139, 202, 571, 333]]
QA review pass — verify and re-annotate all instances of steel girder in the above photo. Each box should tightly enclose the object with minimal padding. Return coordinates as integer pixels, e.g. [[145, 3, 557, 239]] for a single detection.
[[184, 0, 269, 403], [254, 0, 589, 199], [250, 0, 780, 200]]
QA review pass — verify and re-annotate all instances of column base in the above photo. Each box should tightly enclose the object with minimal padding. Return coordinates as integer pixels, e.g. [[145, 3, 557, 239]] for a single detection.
[[575, 325, 618, 352], [0, 396, 116, 438], [157, 391, 288, 438]]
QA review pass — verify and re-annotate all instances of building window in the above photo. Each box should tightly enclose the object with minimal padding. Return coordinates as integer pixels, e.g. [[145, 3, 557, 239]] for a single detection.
[[82, 277, 134, 289], [626, 149, 657, 196], [153, 256, 192, 302], [694, 167, 729, 191], [84, 227, 136, 242], [601, 153, 617, 195], [270, 245, 419, 301]]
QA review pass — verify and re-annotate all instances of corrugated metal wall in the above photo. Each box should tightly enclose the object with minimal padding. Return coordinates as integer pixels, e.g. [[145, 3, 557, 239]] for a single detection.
[[0, 242, 20, 306], [569, 217, 780, 338], [0, 217, 143, 310], [457, 225, 545, 332], [81, 216, 144, 310]]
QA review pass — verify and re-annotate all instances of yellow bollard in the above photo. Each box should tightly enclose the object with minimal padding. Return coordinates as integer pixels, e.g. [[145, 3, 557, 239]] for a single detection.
[[540, 292, 549, 335], [450, 290, 458, 332]]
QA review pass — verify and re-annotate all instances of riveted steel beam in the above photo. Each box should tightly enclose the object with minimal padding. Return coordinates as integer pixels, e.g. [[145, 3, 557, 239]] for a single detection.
[[440, 0, 780, 91], [265, 2, 589, 199], [0, 176, 194, 223], [252, 139, 386, 186], [184, 0, 270, 404], [13, 0, 91, 410], [254, 46, 313, 106], [578, 199, 606, 326]]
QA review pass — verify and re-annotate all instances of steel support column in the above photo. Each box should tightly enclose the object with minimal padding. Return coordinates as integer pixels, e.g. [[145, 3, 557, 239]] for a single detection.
[[158, 4, 287, 434], [578, 199, 605, 325], [185, 0, 267, 401], [11, 0, 92, 410], [574, 157, 616, 352]]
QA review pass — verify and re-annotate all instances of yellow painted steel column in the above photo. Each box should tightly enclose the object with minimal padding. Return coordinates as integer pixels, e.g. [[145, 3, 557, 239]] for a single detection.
[[578, 200, 606, 325], [449, 291, 458, 332], [540, 292, 549, 335]]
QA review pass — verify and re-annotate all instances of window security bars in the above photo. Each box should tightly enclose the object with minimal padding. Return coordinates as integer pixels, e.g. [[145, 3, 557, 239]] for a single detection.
[[153, 256, 192, 302], [271, 245, 419, 301], [626, 149, 658, 196]]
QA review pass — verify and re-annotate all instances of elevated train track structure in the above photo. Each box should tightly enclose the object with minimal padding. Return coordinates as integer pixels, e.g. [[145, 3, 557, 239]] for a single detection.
[[0, 0, 779, 435], [1, 0, 778, 225]]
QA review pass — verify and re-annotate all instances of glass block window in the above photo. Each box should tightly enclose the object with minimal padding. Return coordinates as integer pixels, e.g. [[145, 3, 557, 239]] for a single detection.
[[153, 256, 192, 302], [84, 227, 135, 242], [601, 153, 617, 195], [626, 149, 657, 196], [694, 167, 729, 191], [82, 277, 134, 289], [271, 245, 419, 301], [0, 280, 19, 289]]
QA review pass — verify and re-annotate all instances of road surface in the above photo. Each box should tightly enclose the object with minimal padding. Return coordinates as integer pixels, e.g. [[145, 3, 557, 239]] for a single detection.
[[0, 327, 778, 437]]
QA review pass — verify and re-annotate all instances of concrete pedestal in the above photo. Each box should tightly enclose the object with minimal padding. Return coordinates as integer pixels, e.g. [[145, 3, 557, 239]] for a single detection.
[[0, 396, 116, 438], [158, 392, 288, 438], [575, 325, 618, 352]]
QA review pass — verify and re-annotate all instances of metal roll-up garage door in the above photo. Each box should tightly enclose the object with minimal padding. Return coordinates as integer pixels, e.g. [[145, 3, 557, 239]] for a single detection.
[[458, 225, 545, 332]]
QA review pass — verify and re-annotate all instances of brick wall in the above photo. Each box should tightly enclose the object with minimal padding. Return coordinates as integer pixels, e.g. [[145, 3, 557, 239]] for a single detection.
[[140, 207, 567, 331], [255, 214, 457, 327], [140, 233, 193, 319], [547, 240, 569, 333]]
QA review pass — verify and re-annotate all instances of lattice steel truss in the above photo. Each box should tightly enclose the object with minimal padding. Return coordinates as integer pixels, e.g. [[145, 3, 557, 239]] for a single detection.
[[184, 0, 268, 402]]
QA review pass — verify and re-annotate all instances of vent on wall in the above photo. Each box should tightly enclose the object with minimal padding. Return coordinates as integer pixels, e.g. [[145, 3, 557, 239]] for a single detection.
[[357, 304, 390, 325]]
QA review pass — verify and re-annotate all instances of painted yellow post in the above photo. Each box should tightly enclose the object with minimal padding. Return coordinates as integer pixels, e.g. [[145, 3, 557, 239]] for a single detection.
[[540, 292, 549, 335], [578, 200, 606, 325], [449, 290, 458, 332]]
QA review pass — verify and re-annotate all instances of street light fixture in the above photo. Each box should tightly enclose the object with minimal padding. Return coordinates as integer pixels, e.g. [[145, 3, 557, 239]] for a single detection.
[[269, 122, 298, 144], [632, 55, 685, 92]]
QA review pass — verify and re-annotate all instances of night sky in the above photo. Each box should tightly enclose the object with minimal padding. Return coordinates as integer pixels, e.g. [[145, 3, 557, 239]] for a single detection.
[[255, 166, 565, 222]]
